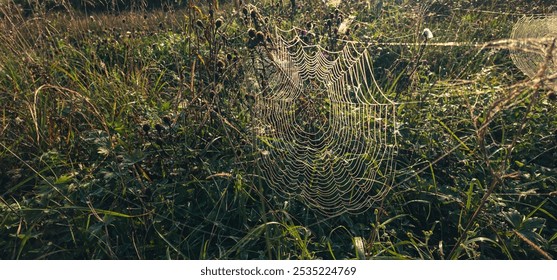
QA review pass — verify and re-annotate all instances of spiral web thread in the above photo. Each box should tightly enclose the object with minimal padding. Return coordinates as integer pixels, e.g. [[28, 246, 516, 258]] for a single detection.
[[510, 15, 557, 89], [254, 28, 397, 216]]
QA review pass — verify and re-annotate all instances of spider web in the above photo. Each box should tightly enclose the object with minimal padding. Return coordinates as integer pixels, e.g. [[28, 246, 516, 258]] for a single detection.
[[510, 14, 557, 89], [253, 28, 398, 216]]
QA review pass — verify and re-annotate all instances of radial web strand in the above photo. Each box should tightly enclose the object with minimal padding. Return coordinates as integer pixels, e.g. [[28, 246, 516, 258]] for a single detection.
[[254, 28, 398, 216]]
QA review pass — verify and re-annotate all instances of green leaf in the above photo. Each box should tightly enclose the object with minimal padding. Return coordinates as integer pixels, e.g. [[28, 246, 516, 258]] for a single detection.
[[353, 236, 366, 260], [522, 217, 546, 231], [519, 231, 547, 246], [466, 179, 480, 210], [503, 209, 523, 228], [54, 174, 73, 185]]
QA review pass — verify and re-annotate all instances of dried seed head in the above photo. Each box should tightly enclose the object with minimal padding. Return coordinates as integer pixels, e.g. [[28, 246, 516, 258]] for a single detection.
[[154, 123, 162, 132], [196, 19, 204, 28], [215, 18, 223, 29], [256, 31, 265, 42], [155, 123, 164, 133], [217, 59, 226, 70], [142, 123, 150, 133], [248, 28, 256, 38]]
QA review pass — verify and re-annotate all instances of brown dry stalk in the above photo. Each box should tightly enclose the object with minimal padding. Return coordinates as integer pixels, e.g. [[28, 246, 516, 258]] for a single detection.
[[512, 229, 553, 260]]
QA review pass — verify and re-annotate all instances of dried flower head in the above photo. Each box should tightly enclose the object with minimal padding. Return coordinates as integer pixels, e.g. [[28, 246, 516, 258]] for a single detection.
[[256, 31, 265, 42], [248, 28, 256, 38], [215, 18, 223, 29], [196, 19, 204, 28], [155, 123, 164, 133], [142, 123, 150, 133], [217, 59, 226, 70]]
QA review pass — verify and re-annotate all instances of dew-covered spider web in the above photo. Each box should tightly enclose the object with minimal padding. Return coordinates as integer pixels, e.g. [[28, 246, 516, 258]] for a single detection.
[[253, 28, 398, 216], [251, 13, 557, 217], [510, 14, 557, 89]]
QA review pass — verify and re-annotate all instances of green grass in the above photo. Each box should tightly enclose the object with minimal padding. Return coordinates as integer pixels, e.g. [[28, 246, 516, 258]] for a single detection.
[[1, 0, 557, 259]]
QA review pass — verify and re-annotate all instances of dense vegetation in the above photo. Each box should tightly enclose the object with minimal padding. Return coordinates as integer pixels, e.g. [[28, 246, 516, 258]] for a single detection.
[[1, 0, 556, 259]]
